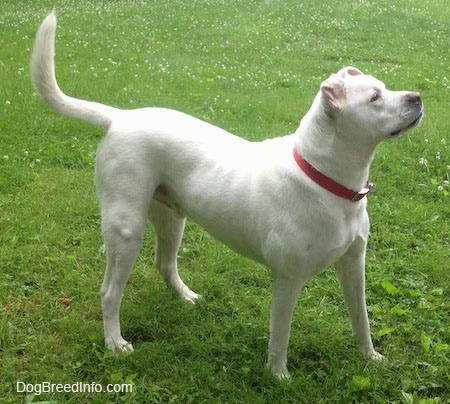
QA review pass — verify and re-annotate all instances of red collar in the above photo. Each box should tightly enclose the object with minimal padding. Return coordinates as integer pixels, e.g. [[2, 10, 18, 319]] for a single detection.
[[293, 148, 374, 202]]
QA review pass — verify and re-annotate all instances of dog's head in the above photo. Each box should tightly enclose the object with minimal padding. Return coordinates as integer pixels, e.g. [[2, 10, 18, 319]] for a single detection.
[[319, 66, 423, 143]]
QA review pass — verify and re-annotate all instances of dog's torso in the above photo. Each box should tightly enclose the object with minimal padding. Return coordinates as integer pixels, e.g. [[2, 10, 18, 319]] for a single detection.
[[96, 107, 368, 276]]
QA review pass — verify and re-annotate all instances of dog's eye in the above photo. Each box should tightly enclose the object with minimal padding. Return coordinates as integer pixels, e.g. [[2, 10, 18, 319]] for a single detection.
[[370, 93, 381, 103]]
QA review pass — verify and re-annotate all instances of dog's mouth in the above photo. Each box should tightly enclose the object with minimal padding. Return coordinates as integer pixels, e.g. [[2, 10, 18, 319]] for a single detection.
[[390, 110, 424, 137]]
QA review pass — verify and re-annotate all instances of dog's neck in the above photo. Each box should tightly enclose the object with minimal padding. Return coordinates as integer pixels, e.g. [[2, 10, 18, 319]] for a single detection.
[[295, 102, 377, 192]]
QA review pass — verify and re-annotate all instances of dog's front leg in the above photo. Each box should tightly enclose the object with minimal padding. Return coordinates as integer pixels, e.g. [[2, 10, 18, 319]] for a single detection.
[[267, 273, 305, 379], [335, 238, 384, 361]]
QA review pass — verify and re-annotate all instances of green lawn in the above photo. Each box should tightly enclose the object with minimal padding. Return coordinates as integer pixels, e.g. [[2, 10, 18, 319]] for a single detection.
[[1, 0, 449, 402]]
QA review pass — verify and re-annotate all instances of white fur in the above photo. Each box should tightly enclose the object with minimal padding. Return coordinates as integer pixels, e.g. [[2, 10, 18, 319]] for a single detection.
[[31, 12, 423, 378]]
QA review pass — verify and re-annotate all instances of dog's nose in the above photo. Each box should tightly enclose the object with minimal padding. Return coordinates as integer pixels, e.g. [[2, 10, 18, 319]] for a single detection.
[[406, 92, 421, 104]]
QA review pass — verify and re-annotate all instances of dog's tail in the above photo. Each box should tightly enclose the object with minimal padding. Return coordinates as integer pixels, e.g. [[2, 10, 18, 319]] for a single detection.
[[31, 11, 117, 129]]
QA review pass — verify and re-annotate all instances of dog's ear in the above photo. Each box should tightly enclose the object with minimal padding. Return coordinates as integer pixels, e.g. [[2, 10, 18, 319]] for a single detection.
[[320, 77, 346, 113], [336, 66, 364, 78]]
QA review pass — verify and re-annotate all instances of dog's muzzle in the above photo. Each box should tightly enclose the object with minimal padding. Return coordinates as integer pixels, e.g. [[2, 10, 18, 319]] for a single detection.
[[391, 92, 424, 136]]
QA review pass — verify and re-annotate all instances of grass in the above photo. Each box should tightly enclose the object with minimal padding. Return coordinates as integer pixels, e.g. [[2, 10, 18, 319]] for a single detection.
[[1, 0, 449, 402]]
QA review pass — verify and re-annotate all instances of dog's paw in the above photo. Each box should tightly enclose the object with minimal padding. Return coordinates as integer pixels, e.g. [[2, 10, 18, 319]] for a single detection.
[[274, 368, 291, 381], [105, 337, 134, 353], [362, 347, 384, 361], [267, 356, 291, 380], [181, 289, 201, 305], [117, 342, 134, 353], [269, 366, 291, 381], [369, 351, 385, 361]]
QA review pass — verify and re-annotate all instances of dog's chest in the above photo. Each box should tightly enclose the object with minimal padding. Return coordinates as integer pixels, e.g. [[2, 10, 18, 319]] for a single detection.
[[276, 205, 368, 274], [312, 209, 367, 269]]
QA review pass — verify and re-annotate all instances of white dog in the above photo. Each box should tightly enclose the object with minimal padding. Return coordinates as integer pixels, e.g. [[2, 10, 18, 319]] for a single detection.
[[31, 12, 423, 378]]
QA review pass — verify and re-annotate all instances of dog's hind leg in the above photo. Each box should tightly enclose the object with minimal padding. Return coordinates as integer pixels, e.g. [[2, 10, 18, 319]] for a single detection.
[[100, 199, 149, 352], [149, 200, 200, 304]]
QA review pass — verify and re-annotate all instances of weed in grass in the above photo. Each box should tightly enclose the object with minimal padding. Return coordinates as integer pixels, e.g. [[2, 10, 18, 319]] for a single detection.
[[1, 0, 449, 402]]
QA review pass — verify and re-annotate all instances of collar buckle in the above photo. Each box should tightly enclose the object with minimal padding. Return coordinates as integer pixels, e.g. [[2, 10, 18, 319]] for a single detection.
[[351, 182, 375, 202]]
